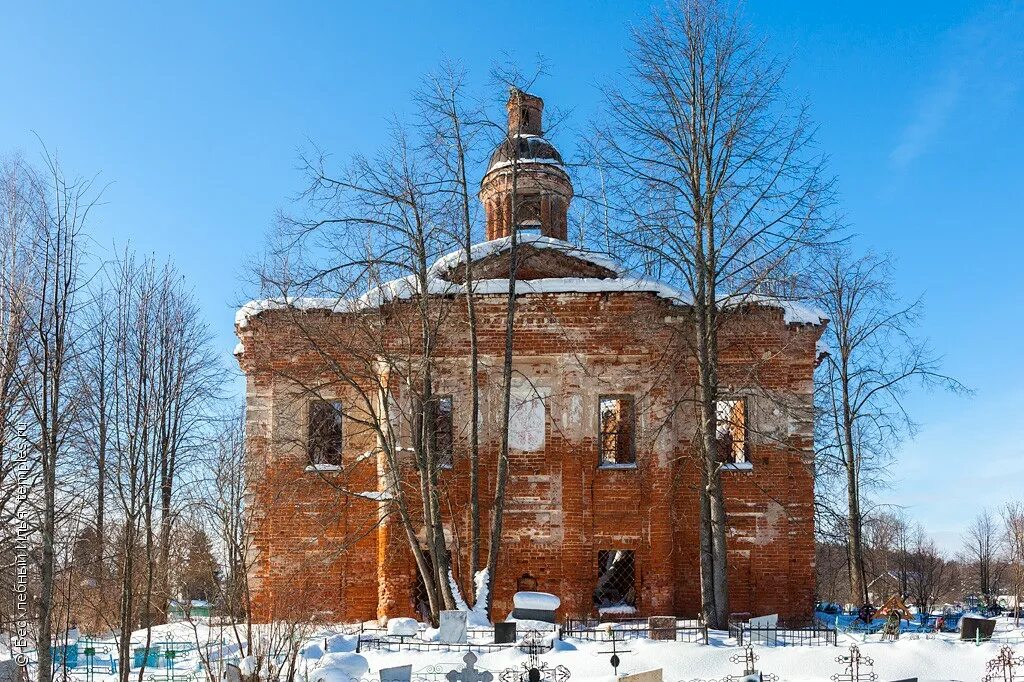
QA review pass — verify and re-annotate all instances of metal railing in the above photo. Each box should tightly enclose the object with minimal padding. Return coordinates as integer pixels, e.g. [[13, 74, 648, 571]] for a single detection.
[[729, 621, 837, 647], [562, 617, 708, 644], [355, 632, 553, 655]]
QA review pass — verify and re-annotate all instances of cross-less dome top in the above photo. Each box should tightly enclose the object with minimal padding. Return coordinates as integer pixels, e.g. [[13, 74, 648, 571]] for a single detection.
[[486, 134, 564, 172]]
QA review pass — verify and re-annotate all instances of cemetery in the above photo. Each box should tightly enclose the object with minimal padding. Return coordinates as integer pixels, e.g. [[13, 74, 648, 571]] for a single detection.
[[2, 3, 1019, 682], [10, 590, 1024, 682]]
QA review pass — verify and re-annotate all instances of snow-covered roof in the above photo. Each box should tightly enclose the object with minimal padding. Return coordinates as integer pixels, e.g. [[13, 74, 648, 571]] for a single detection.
[[431, 234, 624, 277], [237, 279, 825, 329], [237, 237, 827, 329]]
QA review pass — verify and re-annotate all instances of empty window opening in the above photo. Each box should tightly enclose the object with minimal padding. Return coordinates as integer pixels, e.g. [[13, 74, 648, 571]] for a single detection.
[[414, 394, 454, 470], [308, 399, 344, 466], [599, 396, 635, 466], [716, 398, 747, 463], [594, 550, 636, 613]]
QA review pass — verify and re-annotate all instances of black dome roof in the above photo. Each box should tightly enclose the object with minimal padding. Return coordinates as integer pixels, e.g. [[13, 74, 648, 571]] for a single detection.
[[487, 135, 563, 171]]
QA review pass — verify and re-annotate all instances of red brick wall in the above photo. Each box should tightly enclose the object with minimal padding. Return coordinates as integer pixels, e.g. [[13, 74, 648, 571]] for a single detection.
[[236, 291, 823, 624]]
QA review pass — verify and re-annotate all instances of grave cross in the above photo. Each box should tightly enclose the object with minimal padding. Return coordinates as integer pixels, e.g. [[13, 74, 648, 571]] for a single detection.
[[446, 652, 494, 682], [831, 645, 877, 682], [729, 645, 777, 682], [984, 646, 1024, 682], [598, 632, 631, 677], [730, 646, 760, 676], [498, 631, 570, 682]]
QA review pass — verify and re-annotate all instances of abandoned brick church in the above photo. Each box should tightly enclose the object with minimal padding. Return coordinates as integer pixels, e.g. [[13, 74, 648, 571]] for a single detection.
[[235, 90, 827, 624]]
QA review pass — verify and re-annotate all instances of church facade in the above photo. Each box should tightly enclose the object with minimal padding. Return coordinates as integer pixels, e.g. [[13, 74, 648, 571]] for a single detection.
[[235, 90, 826, 625]]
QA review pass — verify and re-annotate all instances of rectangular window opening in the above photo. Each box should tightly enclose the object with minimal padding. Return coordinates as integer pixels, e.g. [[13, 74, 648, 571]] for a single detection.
[[414, 394, 455, 470], [599, 396, 635, 466], [716, 398, 747, 464], [308, 399, 344, 467], [594, 549, 637, 614]]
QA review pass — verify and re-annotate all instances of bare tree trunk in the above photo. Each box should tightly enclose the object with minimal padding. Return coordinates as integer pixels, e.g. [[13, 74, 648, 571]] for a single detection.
[[484, 94, 524, 614], [16, 151, 94, 682], [594, 0, 834, 628], [813, 250, 963, 607]]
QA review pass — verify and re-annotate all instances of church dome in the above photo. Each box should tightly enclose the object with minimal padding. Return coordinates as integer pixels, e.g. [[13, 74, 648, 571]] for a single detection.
[[486, 135, 564, 172], [480, 89, 574, 242]]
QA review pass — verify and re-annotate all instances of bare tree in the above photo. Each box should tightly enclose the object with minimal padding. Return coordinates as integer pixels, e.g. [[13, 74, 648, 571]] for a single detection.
[[263, 118, 466, 623], [814, 249, 964, 607], [15, 149, 96, 682], [906, 524, 954, 623], [961, 508, 1002, 599], [153, 263, 221, 624], [0, 157, 36, 624], [865, 510, 914, 601], [414, 61, 487, 592], [482, 74, 540, 616], [1003, 503, 1024, 627], [593, 0, 832, 627], [95, 252, 220, 677]]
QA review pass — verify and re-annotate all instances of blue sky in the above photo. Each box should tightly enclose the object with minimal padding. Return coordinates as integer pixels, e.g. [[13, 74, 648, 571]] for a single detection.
[[2, 1, 1022, 551]]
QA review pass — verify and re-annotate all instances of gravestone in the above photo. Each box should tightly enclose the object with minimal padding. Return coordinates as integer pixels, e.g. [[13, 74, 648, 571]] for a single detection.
[[619, 670, 663, 682], [960, 616, 996, 641], [379, 664, 412, 682], [494, 622, 517, 644], [749, 614, 778, 646], [511, 592, 560, 624], [223, 663, 242, 682], [647, 616, 676, 641], [440, 610, 469, 644]]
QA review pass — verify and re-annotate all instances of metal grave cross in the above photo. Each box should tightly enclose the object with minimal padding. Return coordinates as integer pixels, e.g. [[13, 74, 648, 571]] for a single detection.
[[598, 632, 631, 678], [446, 652, 494, 682], [831, 645, 877, 682], [984, 646, 1024, 682]]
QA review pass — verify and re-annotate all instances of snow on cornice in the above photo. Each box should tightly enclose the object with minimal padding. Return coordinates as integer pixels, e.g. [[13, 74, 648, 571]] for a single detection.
[[236, 237, 825, 329], [235, 296, 356, 329], [720, 293, 829, 326], [236, 277, 826, 329]]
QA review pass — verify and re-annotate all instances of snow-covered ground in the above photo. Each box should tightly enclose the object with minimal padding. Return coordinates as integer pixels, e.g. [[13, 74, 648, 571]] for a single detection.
[[9, 619, 1024, 682]]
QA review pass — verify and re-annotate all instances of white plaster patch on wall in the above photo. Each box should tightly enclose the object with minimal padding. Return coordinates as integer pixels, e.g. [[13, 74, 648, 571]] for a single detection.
[[753, 501, 786, 546], [566, 393, 583, 433], [509, 382, 549, 451]]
